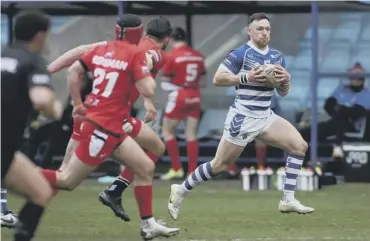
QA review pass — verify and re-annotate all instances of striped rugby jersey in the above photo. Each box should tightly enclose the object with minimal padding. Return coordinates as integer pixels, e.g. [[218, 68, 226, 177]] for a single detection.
[[219, 41, 285, 118]]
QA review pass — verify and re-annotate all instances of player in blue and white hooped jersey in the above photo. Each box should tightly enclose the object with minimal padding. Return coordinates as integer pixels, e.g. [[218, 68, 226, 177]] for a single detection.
[[168, 13, 314, 220]]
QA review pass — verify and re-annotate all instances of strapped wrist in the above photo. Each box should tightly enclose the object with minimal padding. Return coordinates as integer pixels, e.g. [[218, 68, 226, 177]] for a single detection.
[[240, 74, 249, 84]]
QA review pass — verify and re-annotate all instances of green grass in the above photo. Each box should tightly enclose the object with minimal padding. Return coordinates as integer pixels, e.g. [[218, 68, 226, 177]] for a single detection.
[[2, 180, 370, 241]]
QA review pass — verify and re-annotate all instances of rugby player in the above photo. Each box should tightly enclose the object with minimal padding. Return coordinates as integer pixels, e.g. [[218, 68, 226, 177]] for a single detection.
[[168, 13, 314, 220], [41, 14, 179, 239], [159, 27, 206, 180], [1, 11, 63, 241], [48, 16, 172, 222]]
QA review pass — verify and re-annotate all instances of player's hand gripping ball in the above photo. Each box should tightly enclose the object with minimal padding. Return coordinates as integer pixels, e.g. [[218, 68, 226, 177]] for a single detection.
[[260, 64, 280, 88]]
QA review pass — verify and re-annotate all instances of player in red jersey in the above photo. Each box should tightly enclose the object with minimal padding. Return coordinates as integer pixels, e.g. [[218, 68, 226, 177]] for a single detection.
[[41, 14, 179, 239], [159, 27, 206, 180], [99, 16, 172, 220]]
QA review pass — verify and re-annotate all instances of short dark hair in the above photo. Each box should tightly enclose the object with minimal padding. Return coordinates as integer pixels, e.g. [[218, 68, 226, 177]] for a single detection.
[[171, 27, 187, 41], [248, 13, 270, 25], [147, 16, 172, 40], [14, 10, 50, 42]]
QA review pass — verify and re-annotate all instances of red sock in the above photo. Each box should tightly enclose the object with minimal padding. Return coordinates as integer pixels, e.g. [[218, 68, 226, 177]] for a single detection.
[[187, 140, 198, 173], [119, 152, 158, 182], [145, 152, 159, 163], [120, 168, 134, 183], [40, 169, 59, 196], [134, 185, 153, 218], [166, 139, 182, 171], [256, 146, 267, 169], [229, 163, 237, 173]]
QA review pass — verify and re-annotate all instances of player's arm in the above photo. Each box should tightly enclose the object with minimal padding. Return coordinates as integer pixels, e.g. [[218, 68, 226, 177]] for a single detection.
[[133, 52, 157, 98], [28, 60, 63, 119], [66, 46, 96, 107], [161, 53, 173, 82], [213, 50, 242, 87], [47, 41, 107, 73], [66, 61, 86, 107], [275, 55, 291, 97], [133, 51, 157, 122]]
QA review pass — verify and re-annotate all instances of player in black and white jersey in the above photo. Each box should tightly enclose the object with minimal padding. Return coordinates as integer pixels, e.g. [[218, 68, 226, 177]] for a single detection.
[[1, 11, 63, 241]]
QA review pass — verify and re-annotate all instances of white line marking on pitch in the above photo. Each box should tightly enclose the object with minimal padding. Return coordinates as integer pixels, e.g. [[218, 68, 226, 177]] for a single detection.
[[186, 237, 364, 241]]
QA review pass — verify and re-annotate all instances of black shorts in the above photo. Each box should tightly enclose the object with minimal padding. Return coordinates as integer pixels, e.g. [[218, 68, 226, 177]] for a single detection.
[[1, 145, 16, 182]]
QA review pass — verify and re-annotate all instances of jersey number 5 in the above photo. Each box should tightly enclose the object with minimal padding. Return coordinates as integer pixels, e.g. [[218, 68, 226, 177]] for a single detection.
[[92, 68, 119, 97], [186, 63, 198, 82]]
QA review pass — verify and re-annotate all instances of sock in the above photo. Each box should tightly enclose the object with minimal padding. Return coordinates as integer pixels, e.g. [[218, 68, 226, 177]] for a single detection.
[[187, 140, 198, 173], [134, 185, 153, 219], [112, 152, 159, 197], [166, 139, 182, 171], [40, 169, 57, 185], [256, 146, 267, 168], [106, 176, 131, 198], [282, 154, 304, 201], [180, 162, 216, 195], [1, 188, 9, 213], [228, 164, 237, 174], [40, 169, 59, 196], [14, 202, 45, 241]]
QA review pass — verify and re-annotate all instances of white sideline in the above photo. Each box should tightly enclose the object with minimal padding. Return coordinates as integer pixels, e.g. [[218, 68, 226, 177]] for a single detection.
[[187, 237, 364, 241]]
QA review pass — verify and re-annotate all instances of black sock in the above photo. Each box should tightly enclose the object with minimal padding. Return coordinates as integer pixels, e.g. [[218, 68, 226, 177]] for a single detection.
[[106, 177, 130, 197], [14, 202, 45, 241]]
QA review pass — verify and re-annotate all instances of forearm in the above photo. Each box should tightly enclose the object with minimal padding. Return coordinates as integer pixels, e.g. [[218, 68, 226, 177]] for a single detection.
[[48, 46, 90, 73], [213, 72, 240, 87], [67, 69, 83, 106], [277, 81, 290, 97]]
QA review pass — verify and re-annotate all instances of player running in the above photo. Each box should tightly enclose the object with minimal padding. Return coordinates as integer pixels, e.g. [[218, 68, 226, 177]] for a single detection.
[[159, 27, 206, 180], [2, 11, 63, 241], [41, 14, 179, 239], [168, 13, 314, 220], [48, 16, 172, 222], [99, 16, 172, 221]]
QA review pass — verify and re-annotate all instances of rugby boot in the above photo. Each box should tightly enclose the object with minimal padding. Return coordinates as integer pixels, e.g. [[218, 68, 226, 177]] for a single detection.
[[160, 168, 184, 180], [98, 190, 130, 221], [140, 218, 180, 241], [1, 210, 18, 228], [167, 184, 185, 220], [278, 199, 314, 214]]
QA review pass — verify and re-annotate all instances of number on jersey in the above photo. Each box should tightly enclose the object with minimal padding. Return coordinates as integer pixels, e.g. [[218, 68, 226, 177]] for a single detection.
[[186, 63, 198, 82], [91, 68, 119, 97]]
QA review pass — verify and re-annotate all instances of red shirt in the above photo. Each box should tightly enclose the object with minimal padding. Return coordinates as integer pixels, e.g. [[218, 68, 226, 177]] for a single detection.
[[162, 45, 206, 89], [80, 40, 151, 134], [128, 37, 165, 107]]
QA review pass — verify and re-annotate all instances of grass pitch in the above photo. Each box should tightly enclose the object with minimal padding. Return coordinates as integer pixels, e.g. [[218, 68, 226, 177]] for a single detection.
[[1, 180, 370, 241]]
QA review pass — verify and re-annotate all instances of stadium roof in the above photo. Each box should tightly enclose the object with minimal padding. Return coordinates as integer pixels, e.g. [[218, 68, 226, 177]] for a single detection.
[[2, 1, 370, 16]]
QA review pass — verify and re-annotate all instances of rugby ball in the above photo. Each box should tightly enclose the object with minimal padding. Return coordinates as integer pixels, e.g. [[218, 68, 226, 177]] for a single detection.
[[261, 64, 277, 76], [260, 64, 279, 88]]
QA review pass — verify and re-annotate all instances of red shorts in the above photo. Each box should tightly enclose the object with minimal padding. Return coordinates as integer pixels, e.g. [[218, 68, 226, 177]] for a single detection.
[[164, 89, 201, 120], [71, 119, 83, 141], [127, 116, 142, 138], [75, 120, 128, 166]]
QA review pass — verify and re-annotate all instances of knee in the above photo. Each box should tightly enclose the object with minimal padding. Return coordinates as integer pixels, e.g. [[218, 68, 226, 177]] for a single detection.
[[289, 138, 308, 156], [163, 130, 176, 141], [29, 184, 53, 206], [57, 172, 78, 191], [140, 160, 155, 181]]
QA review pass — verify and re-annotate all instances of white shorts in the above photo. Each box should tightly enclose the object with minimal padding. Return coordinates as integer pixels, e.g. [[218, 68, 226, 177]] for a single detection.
[[222, 108, 277, 146]]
